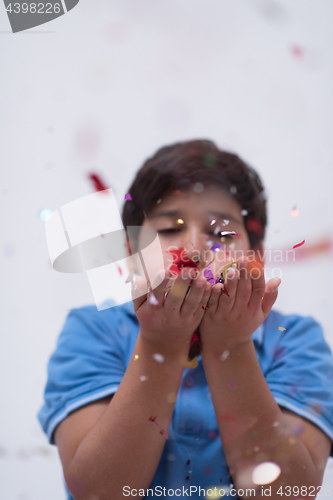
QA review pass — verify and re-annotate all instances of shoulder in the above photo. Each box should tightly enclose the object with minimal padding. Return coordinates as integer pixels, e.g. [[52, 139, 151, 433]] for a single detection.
[[59, 301, 139, 346], [261, 308, 330, 352]]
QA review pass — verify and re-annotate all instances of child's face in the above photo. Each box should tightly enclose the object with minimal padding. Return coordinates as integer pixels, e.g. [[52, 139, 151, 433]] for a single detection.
[[141, 186, 256, 273]]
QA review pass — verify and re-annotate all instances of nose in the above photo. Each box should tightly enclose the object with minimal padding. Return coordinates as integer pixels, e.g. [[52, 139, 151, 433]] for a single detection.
[[182, 224, 208, 270]]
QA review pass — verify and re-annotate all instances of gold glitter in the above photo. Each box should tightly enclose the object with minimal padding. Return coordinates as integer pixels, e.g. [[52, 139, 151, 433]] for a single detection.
[[134, 355, 139, 360], [278, 327, 286, 331], [177, 218, 184, 224]]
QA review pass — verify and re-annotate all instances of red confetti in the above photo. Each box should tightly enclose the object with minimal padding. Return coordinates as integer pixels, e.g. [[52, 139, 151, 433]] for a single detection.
[[246, 217, 264, 237], [293, 239, 305, 249], [88, 173, 109, 192], [149, 416, 168, 439], [172, 190, 181, 196], [167, 247, 200, 276], [190, 331, 199, 347], [220, 413, 236, 422]]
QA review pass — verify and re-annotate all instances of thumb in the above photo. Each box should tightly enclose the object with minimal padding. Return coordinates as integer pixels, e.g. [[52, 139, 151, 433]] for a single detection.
[[261, 278, 281, 317]]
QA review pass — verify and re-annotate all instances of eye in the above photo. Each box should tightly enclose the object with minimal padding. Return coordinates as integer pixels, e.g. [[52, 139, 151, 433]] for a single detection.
[[157, 228, 182, 234]]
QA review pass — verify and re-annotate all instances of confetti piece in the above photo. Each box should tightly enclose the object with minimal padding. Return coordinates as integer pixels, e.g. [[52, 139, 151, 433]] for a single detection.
[[291, 45, 303, 58], [148, 292, 159, 306], [166, 247, 200, 276], [228, 379, 238, 390], [38, 208, 52, 221], [220, 231, 237, 237], [210, 219, 216, 226], [206, 240, 213, 246], [220, 413, 235, 422], [210, 243, 221, 252], [177, 218, 184, 224], [134, 355, 139, 360], [291, 206, 299, 217], [157, 199, 162, 204], [188, 357, 199, 369], [272, 421, 279, 427], [292, 423, 305, 435], [278, 326, 286, 331], [241, 209, 248, 216], [172, 190, 181, 196], [252, 462, 281, 485], [246, 217, 264, 237], [230, 186, 237, 194], [222, 219, 229, 226], [88, 173, 109, 192], [152, 353, 164, 363], [213, 226, 220, 235], [149, 416, 169, 439], [190, 331, 200, 348], [293, 239, 305, 249], [220, 350, 230, 361], [139, 375, 147, 381], [186, 459, 191, 465], [208, 430, 217, 440], [193, 182, 204, 193], [125, 193, 132, 200]]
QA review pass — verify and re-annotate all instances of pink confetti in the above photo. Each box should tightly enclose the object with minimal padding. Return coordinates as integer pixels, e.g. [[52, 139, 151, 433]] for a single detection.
[[291, 206, 299, 217], [228, 379, 238, 390], [291, 45, 303, 58], [125, 193, 132, 200], [293, 239, 305, 249]]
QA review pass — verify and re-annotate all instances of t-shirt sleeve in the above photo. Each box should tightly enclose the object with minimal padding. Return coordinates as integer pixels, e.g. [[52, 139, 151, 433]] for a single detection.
[[264, 312, 333, 456], [37, 306, 129, 445]]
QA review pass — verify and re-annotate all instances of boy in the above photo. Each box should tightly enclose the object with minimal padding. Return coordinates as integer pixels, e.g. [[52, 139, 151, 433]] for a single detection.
[[38, 140, 333, 499]]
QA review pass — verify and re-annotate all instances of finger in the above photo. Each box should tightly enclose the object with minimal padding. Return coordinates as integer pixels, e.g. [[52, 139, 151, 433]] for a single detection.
[[194, 281, 212, 320], [206, 282, 224, 314], [248, 261, 266, 311], [150, 268, 174, 307], [132, 275, 149, 312], [217, 267, 239, 312], [164, 267, 194, 313], [262, 278, 281, 317], [181, 273, 207, 316], [232, 260, 252, 311]]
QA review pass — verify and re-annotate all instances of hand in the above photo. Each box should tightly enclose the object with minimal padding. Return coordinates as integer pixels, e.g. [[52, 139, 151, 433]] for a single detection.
[[199, 258, 281, 351], [132, 268, 212, 353]]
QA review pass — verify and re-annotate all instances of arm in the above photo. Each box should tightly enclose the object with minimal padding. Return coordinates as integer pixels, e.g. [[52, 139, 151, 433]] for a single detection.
[[201, 340, 330, 496], [199, 259, 331, 498], [63, 269, 211, 500]]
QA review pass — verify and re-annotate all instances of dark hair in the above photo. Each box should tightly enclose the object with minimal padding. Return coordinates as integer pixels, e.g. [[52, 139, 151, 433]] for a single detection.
[[122, 139, 267, 249]]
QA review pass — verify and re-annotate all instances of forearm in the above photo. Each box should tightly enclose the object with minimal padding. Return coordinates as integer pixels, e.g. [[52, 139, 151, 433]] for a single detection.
[[201, 340, 320, 498], [67, 332, 189, 500]]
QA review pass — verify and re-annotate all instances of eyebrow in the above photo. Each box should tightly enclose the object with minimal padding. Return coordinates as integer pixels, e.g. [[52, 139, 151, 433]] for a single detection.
[[148, 210, 242, 224]]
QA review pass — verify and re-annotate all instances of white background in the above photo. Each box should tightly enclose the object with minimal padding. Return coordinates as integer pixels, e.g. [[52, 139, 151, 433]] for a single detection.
[[0, 0, 333, 498]]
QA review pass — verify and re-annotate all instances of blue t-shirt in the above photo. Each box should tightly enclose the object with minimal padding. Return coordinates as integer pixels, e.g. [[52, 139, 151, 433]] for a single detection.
[[37, 302, 333, 499]]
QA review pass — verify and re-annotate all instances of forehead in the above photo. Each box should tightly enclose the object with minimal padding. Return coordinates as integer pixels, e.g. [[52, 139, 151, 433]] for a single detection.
[[145, 186, 243, 224]]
